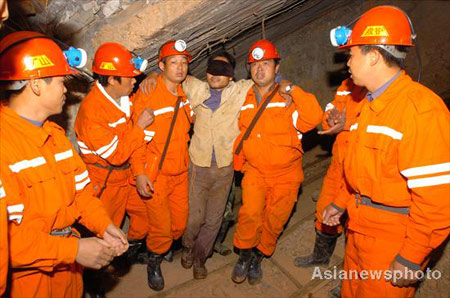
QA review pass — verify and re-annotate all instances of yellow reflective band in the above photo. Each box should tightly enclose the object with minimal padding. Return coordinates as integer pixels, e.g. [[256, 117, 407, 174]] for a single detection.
[[99, 62, 117, 70], [24, 55, 54, 71], [361, 26, 389, 37]]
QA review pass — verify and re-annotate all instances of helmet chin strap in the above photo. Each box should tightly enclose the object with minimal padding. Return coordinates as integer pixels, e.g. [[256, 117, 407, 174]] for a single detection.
[[375, 45, 407, 59]]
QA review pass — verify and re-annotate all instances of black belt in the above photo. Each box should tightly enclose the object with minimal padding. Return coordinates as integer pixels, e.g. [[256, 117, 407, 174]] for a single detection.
[[356, 194, 409, 215], [92, 163, 130, 170]]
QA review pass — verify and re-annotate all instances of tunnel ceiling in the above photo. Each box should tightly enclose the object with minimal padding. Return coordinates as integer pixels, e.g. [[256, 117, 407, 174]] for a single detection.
[[5, 0, 350, 77]]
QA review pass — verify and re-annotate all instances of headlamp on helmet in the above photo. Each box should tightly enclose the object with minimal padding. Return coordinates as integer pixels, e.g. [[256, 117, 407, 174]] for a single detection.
[[63, 47, 88, 69], [330, 26, 352, 47]]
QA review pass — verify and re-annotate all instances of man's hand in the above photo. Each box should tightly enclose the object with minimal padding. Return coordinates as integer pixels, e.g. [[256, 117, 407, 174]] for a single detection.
[[75, 237, 115, 269], [386, 259, 421, 287], [136, 107, 154, 129], [323, 205, 344, 226], [318, 108, 346, 135], [278, 80, 294, 107], [136, 174, 154, 198], [139, 72, 159, 94], [103, 224, 129, 256]]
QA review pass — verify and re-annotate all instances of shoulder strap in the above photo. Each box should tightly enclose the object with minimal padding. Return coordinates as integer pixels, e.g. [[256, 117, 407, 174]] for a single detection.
[[158, 96, 182, 170], [235, 85, 280, 155]]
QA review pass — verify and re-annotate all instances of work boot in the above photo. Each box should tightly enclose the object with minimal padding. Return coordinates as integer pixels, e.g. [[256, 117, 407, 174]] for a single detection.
[[214, 242, 232, 256], [181, 246, 193, 269], [147, 251, 164, 291], [127, 239, 148, 264], [248, 248, 264, 285], [163, 249, 173, 262], [294, 231, 339, 267], [231, 248, 253, 283], [193, 259, 207, 279]]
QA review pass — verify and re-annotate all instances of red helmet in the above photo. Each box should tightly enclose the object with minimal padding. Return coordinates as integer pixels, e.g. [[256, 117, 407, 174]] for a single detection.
[[0, 31, 77, 81], [92, 42, 146, 77], [158, 39, 192, 63], [334, 6, 414, 49], [248, 40, 281, 63]]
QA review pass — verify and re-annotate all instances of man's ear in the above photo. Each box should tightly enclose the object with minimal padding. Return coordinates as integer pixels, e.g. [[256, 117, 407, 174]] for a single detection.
[[29, 78, 40, 96], [369, 49, 380, 67], [108, 76, 118, 86], [158, 61, 165, 72], [275, 63, 280, 74]]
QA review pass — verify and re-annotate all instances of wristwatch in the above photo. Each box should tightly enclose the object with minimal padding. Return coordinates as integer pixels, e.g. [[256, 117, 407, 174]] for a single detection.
[[285, 84, 293, 94]]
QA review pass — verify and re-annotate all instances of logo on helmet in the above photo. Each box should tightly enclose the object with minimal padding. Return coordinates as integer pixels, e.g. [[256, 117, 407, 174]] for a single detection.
[[24, 55, 54, 71], [251, 47, 265, 60], [99, 62, 117, 71], [361, 26, 389, 37], [174, 40, 187, 52]]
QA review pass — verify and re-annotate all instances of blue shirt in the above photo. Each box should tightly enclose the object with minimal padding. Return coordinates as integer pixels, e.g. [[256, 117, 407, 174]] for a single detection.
[[203, 88, 223, 162], [21, 116, 43, 127], [366, 71, 401, 102]]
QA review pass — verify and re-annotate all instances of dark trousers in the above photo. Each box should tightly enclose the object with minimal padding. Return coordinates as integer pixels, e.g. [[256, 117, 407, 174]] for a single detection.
[[182, 161, 234, 263]]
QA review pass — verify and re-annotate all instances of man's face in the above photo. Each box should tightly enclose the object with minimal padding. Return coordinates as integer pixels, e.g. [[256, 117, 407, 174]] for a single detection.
[[39, 76, 67, 116], [0, 0, 8, 29], [249, 59, 279, 88], [159, 55, 188, 84], [347, 46, 371, 87], [115, 76, 136, 97], [206, 56, 232, 91]]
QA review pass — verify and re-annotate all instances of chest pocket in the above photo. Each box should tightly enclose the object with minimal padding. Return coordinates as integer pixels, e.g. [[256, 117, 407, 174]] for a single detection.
[[363, 125, 403, 152], [12, 157, 55, 188], [55, 149, 77, 175], [262, 105, 294, 145]]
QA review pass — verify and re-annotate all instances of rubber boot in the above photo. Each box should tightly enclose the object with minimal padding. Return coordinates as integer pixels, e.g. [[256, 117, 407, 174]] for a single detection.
[[127, 239, 148, 264], [83, 269, 106, 298], [231, 248, 253, 284], [214, 219, 232, 256], [147, 251, 164, 291], [329, 283, 341, 298], [163, 249, 173, 262], [294, 230, 339, 267], [248, 248, 264, 285]]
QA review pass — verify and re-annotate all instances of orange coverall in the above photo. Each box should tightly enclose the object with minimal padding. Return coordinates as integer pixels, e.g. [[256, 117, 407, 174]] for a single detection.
[[333, 72, 450, 297], [233, 84, 323, 256], [75, 82, 148, 240], [133, 75, 193, 254], [315, 79, 366, 235], [0, 105, 112, 297], [0, 178, 8, 296]]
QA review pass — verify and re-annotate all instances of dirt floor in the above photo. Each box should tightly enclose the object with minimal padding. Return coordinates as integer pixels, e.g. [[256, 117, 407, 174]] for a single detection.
[[102, 146, 450, 298]]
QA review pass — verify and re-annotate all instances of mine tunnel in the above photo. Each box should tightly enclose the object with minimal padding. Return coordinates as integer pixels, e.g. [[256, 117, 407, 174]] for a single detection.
[[1, 0, 449, 297]]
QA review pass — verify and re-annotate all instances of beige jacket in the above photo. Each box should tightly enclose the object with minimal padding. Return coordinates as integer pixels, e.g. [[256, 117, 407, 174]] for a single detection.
[[183, 77, 253, 168]]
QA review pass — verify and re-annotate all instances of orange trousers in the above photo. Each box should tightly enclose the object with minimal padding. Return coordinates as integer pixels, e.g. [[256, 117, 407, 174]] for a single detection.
[[144, 172, 189, 254], [89, 167, 148, 240], [315, 155, 344, 235], [233, 166, 301, 256], [11, 243, 83, 297], [342, 231, 416, 298]]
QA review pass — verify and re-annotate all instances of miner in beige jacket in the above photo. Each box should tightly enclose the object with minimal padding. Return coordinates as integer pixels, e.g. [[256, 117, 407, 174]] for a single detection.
[[180, 52, 253, 279]]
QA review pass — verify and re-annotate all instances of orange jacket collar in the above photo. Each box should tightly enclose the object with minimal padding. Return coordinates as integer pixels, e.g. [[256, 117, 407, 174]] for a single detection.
[[157, 74, 187, 98], [1, 105, 51, 147], [368, 70, 409, 115]]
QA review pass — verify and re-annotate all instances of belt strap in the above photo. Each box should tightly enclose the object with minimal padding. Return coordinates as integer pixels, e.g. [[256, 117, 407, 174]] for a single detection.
[[356, 194, 409, 215], [235, 85, 280, 155], [92, 163, 131, 170]]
